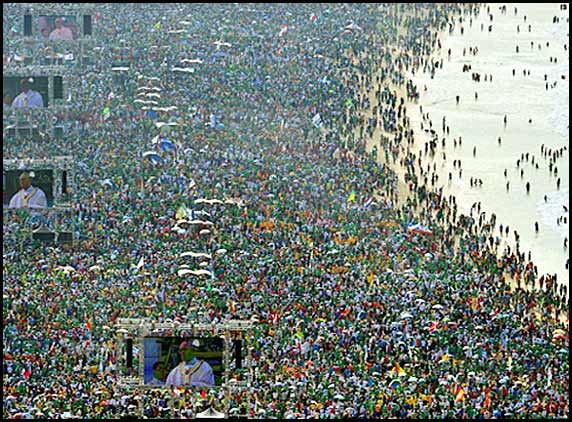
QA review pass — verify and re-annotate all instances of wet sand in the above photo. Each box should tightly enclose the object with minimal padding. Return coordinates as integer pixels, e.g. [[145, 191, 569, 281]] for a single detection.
[[351, 7, 568, 323]]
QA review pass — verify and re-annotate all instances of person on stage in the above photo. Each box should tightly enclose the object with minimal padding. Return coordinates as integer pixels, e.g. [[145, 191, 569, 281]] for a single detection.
[[12, 78, 44, 109], [165, 339, 215, 387], [8, 172, 48, 209]]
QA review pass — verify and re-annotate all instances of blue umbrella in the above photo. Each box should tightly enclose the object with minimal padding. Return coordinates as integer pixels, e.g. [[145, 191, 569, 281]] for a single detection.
[[159, 138, 175, 151], [142, 151, 164, 164]]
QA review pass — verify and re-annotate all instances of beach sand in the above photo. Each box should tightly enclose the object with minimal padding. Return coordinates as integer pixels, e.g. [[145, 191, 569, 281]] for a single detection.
[[347, 7, 568, 324]]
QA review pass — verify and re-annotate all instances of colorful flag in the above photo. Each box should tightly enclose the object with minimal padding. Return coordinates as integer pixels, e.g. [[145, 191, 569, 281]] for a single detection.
[[389, 362, 405, 377], [347, 191, 356, 203], [312, 113, 323, 129], [154, 21, 161, 30], [364, 196, 374, 209], [483, 392, 491, 408], [429, 321, 439, 333], [176, 205, 192, 220], [86, 318, 92, 331], [455, 385, 465, 403]]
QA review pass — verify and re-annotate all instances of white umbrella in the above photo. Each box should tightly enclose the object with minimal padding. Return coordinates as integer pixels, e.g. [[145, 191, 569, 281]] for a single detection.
[[154, 106, 178, 112], [134, 99, 159, 105], [215, 249, 227, 255], [214, 41, 232, 48], [432, 304, 444, 310], [155, 121, 180, 128], [180, 251, 212, 259], [187, 220, 214, 226], [200, 229, 211, 235], [344, 23, 363, 32], [172, 226, 187, 234], [137, 86, 161, 92], [56, 265, 76, 274], [400, 312, 414, 319], [172, 67, 195, 73], [181, 58, 204, 64]]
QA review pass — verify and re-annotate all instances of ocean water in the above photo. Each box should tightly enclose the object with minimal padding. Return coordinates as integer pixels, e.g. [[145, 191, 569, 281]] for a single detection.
[[408, 3, 569, 289]]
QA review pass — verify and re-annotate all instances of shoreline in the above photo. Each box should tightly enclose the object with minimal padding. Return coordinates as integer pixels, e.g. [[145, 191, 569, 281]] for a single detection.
[[347, 6, 568, 323], [406, 2, 569, 290]]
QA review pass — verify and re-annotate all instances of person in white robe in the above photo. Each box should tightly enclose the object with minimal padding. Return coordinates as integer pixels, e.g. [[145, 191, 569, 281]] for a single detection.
[[165, 340, 215, 387], [12, 79, 44, 109], [8, 173, 48, 209]]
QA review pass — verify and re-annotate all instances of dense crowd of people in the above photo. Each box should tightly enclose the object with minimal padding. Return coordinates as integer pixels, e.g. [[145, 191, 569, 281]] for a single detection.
[[3, 3, 569, 419]]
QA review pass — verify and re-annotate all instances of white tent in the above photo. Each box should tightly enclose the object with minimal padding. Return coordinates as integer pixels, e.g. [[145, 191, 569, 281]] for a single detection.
[[196, 407, 225, 418]]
